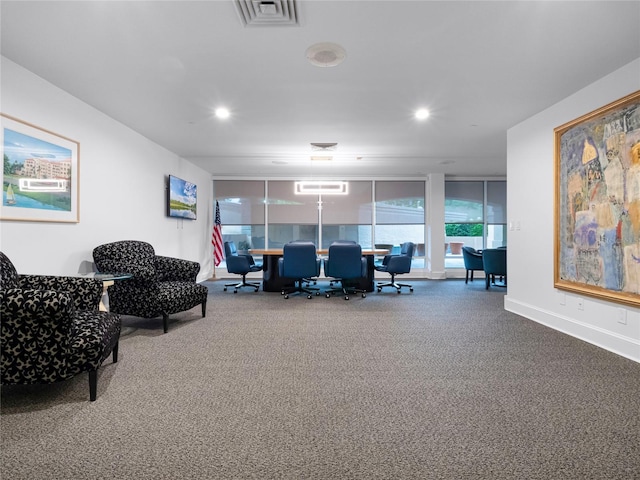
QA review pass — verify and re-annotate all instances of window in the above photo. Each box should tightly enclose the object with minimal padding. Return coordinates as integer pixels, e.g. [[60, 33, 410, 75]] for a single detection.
[[445, 180, 507, 268], [487, 181, 507, 249], [375, 181, 425, 261], [321, 181, 372, 248], [213, 180, 265, 255], [267, 181, 318, 247]]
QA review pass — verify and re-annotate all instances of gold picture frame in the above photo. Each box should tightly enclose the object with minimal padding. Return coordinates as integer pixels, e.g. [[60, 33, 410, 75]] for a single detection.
[[554, 90, 640, 306], [1, 114, 79, 223]]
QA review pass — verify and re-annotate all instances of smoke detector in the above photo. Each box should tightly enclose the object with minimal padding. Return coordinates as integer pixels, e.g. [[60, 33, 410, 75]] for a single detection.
[[306, 43, 347, 67]]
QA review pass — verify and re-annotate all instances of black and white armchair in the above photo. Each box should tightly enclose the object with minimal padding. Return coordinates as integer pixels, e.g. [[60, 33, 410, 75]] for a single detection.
[[93, 240, 208, 333], [0, 251, 121, 401]]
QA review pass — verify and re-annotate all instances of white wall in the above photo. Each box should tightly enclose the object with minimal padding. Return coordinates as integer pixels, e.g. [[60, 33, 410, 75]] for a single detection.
[[505, 58, 640, 362], [0, 57, 214, 281]]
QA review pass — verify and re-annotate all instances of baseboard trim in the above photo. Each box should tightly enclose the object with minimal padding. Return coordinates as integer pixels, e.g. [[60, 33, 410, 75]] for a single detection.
[[505, 296, 639, 363]]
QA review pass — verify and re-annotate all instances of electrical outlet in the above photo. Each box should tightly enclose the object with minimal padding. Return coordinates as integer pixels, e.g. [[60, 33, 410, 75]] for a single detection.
[[577, 299, 584, 311], [617, 308, 627, 325]]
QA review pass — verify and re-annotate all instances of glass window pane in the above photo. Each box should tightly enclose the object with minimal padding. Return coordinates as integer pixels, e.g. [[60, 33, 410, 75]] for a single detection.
[[322, 225, 372, 249], [375, 181, 425, 224], [267, 224, 318, 248], [214, 180, 265, 224], [487, 224, 507, 249], [445, 223, 484, 260], [219, 224, 265, 268], [444, 181, 483, 222], [322, 181, 372, 224], [487, 181, 507, 223], [374, 225, 425, 255], [268, 180, 319, 224]]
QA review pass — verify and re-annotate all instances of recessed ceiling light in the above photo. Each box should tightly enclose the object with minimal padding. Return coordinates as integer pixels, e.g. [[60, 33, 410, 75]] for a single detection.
[[215, 107, 230, 119], [272, 160, 288, 165], [415, 108, 430, 120]]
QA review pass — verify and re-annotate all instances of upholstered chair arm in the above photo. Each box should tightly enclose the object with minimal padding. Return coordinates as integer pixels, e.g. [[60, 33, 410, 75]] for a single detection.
[[240, 253, 257, 266], [381, 254, 394, 266], [360, 257, 368, 277], [69, 310, 121, 372], [155, 255, 200, 282], [17, 275, 103, 311], [226, 254, 253, 275], [385, 255, 412, 274], [1, 288, 75, 384]]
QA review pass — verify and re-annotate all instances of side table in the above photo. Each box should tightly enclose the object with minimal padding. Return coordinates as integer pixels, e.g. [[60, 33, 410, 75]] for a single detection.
[[85, 273, 133, 311]]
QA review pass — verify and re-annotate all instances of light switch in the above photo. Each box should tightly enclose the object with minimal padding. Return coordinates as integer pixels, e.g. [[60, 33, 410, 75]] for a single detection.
[[617, 308, 627, 325]]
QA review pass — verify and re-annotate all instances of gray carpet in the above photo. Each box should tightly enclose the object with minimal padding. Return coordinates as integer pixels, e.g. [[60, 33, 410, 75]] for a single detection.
[[2, 279, 639, 480]]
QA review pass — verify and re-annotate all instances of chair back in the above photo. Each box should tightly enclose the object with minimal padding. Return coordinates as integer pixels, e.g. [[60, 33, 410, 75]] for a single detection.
[[280, 242, 319, 279], [224, 241, 238, 257], [482, 248, 507, 277], [0, 251, 19, 289], [462, 246, 484, 270], [325, 243, 366, 280], [400, 242, 415, 257], [93, 240, 156, 281]]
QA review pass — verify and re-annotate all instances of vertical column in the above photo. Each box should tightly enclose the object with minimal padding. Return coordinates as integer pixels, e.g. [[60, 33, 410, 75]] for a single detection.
[[427, 173, 446, 279]]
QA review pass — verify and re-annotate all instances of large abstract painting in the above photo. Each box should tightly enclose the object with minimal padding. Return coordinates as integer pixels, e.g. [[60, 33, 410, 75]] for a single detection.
[[1, 114, 79, 223], [555, 90, 640, 306]]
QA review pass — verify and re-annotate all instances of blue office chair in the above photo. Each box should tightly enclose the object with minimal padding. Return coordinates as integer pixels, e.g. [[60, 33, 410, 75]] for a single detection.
[[323, 242, 367, 300], [290, 239, 319, 287], [375, 241, 415, 293], [462, 246, 484, 284], [278, 242, 321, 299], [482, 248, 507, 289], [224, 241, 262, 293]]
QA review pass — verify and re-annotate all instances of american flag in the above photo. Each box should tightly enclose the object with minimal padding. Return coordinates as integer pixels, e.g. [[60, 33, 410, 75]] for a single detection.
[[212, 201, 224, 266]]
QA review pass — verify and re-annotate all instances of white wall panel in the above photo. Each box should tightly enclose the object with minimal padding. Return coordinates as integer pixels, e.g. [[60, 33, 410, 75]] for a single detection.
[[506, 57, 640, 362], [0, 57, 214, 281]]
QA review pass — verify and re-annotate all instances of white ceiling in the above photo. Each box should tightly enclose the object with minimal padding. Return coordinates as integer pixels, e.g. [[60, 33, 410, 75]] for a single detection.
[[2, 1, 639, 179]]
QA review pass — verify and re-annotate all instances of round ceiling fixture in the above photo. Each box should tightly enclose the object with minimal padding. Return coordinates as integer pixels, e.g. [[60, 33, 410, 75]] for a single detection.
[[306, 42, 347, 67]]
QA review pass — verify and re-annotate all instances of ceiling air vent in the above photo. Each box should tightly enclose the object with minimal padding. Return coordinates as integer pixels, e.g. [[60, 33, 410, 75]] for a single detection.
[[234, 0, 299, 27], [310, 142, 338, 151]]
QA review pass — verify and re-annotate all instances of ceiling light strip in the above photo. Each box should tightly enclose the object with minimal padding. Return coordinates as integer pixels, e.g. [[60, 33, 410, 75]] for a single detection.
[[295, 181, 348, 195]]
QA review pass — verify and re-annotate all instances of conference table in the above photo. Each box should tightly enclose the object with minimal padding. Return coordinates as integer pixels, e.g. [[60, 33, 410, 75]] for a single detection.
[[249, 248, 389, 293]]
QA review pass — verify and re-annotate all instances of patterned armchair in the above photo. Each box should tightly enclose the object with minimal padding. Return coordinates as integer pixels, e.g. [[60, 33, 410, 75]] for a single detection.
[[92, 240, 208, 333], [0, 251, 121, 401]]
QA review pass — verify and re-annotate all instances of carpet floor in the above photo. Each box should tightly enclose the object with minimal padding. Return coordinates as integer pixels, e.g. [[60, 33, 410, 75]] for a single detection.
[[1, 279, 639, 479]]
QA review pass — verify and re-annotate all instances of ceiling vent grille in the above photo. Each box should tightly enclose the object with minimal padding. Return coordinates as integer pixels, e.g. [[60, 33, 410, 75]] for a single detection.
[[234, 0, 299, 27], [311, 142, 338, 151]]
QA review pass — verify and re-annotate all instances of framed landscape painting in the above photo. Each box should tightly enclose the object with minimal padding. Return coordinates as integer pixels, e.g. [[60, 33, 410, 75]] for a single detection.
[[555, 90, 640, 307], [1, 114, 79, 223]]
